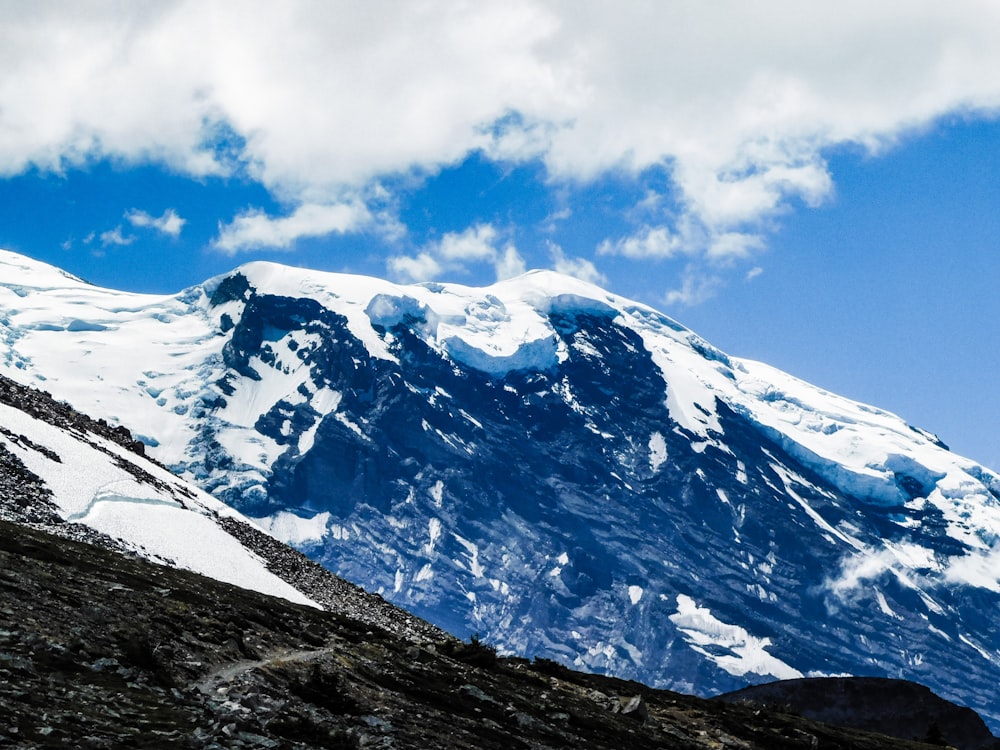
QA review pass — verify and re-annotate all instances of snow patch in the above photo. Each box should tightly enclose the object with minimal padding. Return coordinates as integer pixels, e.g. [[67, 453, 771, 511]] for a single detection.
[[429, 480, 444, 508], [454, 533, 485, 578], [250, 510, 331, 546], [669, 594, 802, 681], [425, 517, 442, 553], [648, 431, 667, 473], [0, 401, 314, 607]]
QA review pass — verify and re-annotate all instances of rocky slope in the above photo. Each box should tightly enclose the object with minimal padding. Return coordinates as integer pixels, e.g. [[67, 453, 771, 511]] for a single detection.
[[0, 518, 961, 749], [0, 371, 444, 645], [3, 249, 1000, 729]]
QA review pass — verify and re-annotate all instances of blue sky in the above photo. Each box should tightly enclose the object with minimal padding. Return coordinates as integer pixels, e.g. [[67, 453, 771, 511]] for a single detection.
[[2, 2, 1000, 469]]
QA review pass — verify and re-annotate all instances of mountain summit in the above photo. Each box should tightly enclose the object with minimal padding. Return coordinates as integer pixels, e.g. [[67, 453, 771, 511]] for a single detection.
[[3, 248, 1000, 728]]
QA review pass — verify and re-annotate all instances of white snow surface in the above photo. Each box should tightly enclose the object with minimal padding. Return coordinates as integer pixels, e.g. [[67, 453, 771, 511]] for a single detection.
[[249, 510, 331, 547], [669, 594, 803, 681], [4, 249, 1000, 593], [0, 398, 315, 607]]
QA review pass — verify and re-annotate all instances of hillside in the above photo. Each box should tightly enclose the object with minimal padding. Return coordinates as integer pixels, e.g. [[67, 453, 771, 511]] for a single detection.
[[0, 518, 953, 749]]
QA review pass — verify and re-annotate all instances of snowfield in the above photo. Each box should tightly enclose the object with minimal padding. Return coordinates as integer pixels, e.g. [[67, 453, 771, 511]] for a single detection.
[[0, 398, 315, 607]]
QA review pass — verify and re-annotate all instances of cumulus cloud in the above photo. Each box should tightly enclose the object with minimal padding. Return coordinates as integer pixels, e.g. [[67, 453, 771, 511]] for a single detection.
[[436, 224, 500, 262], [495, 245, 528, 280], [549, 243, 606, 285], [5, 2, 1000, 270], [214, 202, 370, 254], [125, 208, 186, 237], [598, 226, 685, 260], [388, 223, 525, 283]]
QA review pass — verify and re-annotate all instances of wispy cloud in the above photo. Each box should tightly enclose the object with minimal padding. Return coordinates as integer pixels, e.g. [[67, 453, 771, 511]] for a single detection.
[[125, 208, 186, 237], [214, 202, 370, 254], [664, 267, 723, 307], [828, 538, 1000, 602], [386, 252, 443, 284], [99, 226, 135, 247], [549, 243, 606, 285], [388, 224, 525, 283], [495, 245, 527, 280]]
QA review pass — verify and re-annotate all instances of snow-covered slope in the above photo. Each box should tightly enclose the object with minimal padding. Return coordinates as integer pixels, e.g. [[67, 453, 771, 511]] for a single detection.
[[3, 248, 1000, 728], [0, 376, 313, 606]]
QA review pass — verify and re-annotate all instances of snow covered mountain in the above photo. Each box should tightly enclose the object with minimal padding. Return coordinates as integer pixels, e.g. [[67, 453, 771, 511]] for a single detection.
[[3, 248, 1000, 728]]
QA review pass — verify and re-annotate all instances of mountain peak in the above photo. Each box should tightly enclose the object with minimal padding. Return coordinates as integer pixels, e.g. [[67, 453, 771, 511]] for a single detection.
[[0, 247, 91, 290]]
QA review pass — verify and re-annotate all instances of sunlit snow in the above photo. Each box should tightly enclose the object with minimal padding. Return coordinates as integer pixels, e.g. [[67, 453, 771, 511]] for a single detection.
[[0, 400, 314, 606], [250, 510, 331, 546], [669, 594, 802, 681], [648, 431, 668, 472]]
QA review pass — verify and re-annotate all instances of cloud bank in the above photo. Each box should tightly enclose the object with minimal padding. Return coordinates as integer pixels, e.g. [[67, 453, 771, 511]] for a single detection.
[[3, 1, 1000, 286]]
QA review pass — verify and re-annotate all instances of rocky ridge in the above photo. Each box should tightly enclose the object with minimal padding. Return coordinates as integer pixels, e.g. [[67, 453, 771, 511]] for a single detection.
[[718, 677, 1000, 750]]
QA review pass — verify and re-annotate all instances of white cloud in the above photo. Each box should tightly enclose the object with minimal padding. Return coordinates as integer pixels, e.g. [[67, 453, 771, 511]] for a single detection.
[[665, 267, 723, 307], [598, 226, 685, 260], [437, 224, 499, 262], [5, 2, 1000, 266], [386, 252, 443, 283], [495, 245, 527, 280], [214, 202, 370, 254], [99, 226, 135, 247], [388, 223, 525, 283], [125, 208, 186, 237], [825, 540, 1000, 605], [943, 546, 1000, 593], [549, 243, 606, 285]]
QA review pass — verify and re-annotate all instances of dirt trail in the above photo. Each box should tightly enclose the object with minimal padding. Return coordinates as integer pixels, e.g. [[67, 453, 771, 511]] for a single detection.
[[194, 647, 336, 695]]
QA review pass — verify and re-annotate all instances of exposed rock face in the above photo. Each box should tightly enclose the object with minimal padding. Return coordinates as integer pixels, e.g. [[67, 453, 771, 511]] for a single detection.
[[0, 519, 964, 749], [717, 677, 1000, 750], [5, 251, 1000, 729]]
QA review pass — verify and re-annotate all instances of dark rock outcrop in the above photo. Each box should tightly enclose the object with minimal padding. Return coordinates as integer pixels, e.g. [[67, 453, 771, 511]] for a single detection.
[[717, 676, 1000, 750]]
